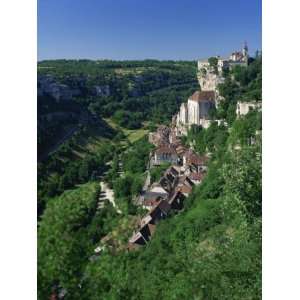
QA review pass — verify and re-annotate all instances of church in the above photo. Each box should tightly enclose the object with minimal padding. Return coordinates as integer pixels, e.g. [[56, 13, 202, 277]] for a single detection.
[[175, 90, 216, 134]]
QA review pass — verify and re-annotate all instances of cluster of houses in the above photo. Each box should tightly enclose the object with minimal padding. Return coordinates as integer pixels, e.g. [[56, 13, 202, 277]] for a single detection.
[[128, 126, 208, 250]]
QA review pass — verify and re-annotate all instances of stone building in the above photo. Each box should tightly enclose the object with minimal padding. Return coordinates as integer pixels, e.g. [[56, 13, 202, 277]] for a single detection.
[[196, 42, 249, 104], [175, 91, 216, 134], [187, 91, 215, 125], [153, 145, 178, 165], [148, 125, 171, 146], [229, 42, 249, 65], [178, 102, 188, 125], [236, 101, 262, 117]]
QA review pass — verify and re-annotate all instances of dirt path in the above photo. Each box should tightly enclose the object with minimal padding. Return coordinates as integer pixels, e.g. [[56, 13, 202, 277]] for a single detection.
[[99, 181, 122, 214]]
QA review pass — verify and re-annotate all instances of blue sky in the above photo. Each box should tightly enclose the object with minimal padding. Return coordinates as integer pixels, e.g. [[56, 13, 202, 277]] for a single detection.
[[38, 0, 261, 61]]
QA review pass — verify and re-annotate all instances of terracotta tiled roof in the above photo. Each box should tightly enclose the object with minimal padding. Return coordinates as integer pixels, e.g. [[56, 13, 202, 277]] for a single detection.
[[176, 145, 188, 155], [189, 154, 206, 165], [189, 91, 215, 102], [144, 199, 161, 207], [184, 150, 208, 166], [169, 190, 184, 204], [179, 185, 192, 195], [149, 199, 171, 215], [158, 199, 171, 214], [178, 175, 194, 187], [155, 145, 177, 155], [188, 172, 204, 181], [143, 191, 167, 200]]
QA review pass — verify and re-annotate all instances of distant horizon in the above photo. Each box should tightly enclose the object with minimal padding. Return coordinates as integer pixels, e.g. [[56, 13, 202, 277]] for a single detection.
[[38, 0, 261, 61], [37, 47, 261, 63]]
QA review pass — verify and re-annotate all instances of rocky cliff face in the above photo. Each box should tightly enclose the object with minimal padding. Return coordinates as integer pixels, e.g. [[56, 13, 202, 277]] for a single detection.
[[197, 67, 225, 108], [38, 74, 81, 102], [197, 71, 224, 92]]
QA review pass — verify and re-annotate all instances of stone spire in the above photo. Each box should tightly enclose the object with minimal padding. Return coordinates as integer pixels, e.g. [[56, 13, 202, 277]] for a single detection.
[[243, 41, 248, 56]]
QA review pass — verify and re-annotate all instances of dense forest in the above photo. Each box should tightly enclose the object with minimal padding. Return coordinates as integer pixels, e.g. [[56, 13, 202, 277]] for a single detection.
[[38, 56, 262, 299], [38, 59, 197, 130]]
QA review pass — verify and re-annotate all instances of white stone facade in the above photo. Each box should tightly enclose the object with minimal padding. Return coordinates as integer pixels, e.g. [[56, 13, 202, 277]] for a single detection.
[[236, 101, 262, 117], [187, 99, 200, 125], [175, 91, 216, 135], [179, 103, 188, 124]]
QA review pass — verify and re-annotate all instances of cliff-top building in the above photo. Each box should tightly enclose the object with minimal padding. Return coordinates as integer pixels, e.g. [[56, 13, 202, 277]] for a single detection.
[[197, 42, 249, 101], [173, 43, 249, 136], [175, 90, 215, 135], [198, 42, 249, 76]]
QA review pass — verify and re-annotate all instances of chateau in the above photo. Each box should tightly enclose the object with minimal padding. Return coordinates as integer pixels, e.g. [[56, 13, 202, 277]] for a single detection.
[[197, 42, 249, 78], [173, 43, 249, 135]]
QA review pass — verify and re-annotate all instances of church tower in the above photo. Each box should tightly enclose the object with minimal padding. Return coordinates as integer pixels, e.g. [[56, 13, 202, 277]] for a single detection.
[[242, 41, 249, 64]]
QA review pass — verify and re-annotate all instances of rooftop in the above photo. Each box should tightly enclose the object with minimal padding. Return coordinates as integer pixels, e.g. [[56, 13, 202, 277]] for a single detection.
[[140, 215, 152, 226], [157, 199, 172, 214], [179, 185, 193, 195], [184, 150, 208, 166], [143, 191, 167, 200], [129, 232, 144, 244], [155, 145, 177, 155], [189, 91, 215, 102], [188, 172, 204, 181], [169, 190, 184, 203]]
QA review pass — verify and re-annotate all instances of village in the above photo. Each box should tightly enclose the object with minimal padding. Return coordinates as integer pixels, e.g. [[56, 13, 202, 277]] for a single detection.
[[127, 124, 208, 249], [126, 42, 261, 249], [34, 2, 266, 298], [90, 43, 262, 254]]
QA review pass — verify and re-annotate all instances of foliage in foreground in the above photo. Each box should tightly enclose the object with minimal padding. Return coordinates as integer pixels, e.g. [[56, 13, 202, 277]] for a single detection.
[[37, 57, 262, 299], [37, 182, 120, 299], [79, 112, 262, 300], [81, 147, 261, 300]]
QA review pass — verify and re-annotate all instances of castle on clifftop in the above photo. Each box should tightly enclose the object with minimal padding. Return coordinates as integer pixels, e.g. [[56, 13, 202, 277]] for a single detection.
[[173, 43, 249, 135], [197, 42, 248, 101]]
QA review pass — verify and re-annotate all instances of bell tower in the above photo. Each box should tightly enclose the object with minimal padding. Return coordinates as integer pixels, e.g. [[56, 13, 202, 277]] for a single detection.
[[242, 41, 249, 64]]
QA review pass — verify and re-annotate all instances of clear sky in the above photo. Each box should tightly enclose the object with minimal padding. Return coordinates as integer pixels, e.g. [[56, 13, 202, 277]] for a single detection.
[[38, 0, 262, 61]]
